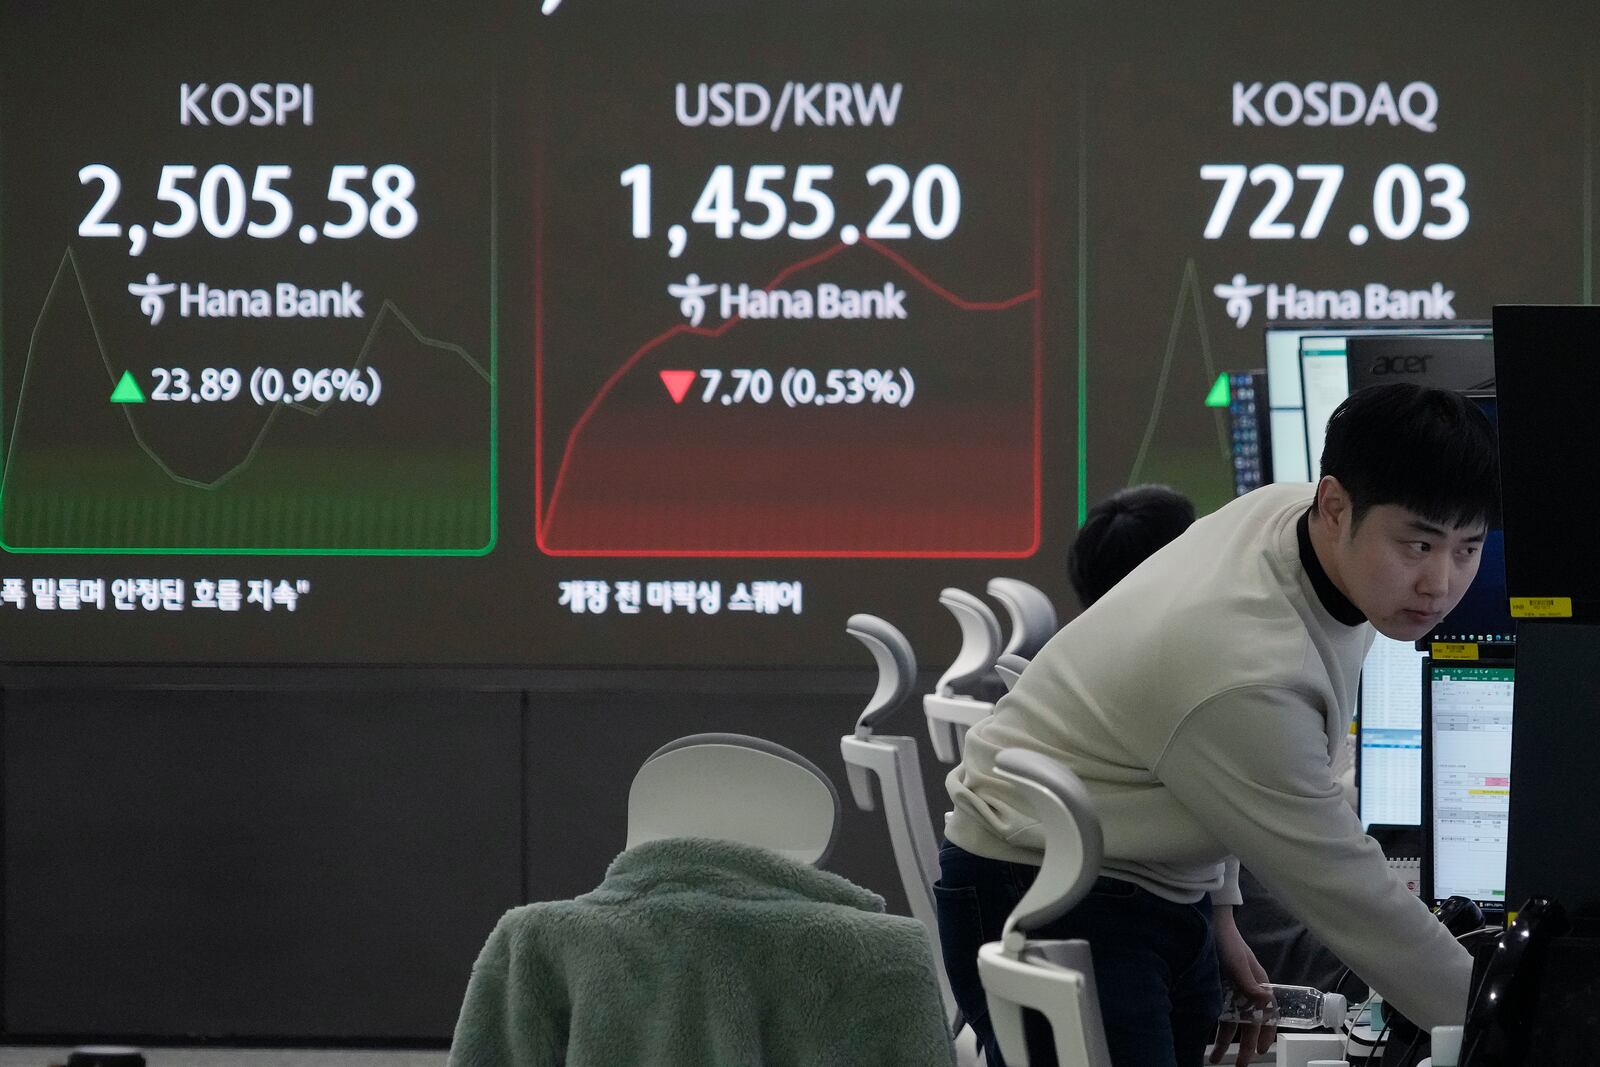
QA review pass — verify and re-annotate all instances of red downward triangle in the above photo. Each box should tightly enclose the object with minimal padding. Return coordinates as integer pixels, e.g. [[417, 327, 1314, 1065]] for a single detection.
[[659, 369, 697, 404]]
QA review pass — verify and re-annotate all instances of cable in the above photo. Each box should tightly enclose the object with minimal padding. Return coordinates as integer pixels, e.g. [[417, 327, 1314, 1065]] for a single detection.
[[1338, 923, 1493, 1066], [1370, 921, 1496, 1065], [1372, 1015, 1393, 1065], [1331, 965, 1356, 998], [1398, 1024, 1427, 1066], [1343, 990, 1380, 1062]]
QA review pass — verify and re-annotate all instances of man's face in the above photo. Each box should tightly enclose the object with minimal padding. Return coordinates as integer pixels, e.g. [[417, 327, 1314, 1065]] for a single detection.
[[1333, 503, 1487, 641]]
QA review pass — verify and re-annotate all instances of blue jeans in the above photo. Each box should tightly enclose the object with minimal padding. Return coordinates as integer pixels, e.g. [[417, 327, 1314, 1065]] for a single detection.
[[934, 840, 1223, 1067]]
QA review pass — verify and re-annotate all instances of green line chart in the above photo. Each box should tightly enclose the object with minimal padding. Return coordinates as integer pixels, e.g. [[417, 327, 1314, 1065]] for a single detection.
[[0, 249, 495, 555]]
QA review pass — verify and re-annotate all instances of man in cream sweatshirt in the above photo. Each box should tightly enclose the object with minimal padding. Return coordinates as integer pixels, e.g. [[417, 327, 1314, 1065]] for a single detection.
[[938, 384, 1498, 1067]]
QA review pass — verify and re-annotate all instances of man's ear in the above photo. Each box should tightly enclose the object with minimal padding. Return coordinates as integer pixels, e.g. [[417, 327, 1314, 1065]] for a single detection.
[[1315, 476, 1352, 537]]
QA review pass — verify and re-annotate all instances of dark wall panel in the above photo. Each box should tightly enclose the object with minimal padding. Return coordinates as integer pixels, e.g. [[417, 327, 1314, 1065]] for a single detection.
[[0, 673, 948, 1041], [521, 687, 950, 917], [3, 689, 524, 1039]]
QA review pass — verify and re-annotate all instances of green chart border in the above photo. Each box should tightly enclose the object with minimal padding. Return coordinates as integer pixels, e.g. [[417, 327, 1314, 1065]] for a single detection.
[[0, 90, 499, 558]]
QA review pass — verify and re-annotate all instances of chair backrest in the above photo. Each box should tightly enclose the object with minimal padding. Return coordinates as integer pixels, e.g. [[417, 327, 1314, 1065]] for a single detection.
[[925, 589, 1002, 763], [840, 615, 956, 1028], [987, 578, 1060, 660], [847, 613, 918, 737], [933, 588, 1003, 697], [990, 749, 1103, 943], [976, 748, 1113, 1067], [627, 733, 840, 866], [994, 654, 1030, 692]]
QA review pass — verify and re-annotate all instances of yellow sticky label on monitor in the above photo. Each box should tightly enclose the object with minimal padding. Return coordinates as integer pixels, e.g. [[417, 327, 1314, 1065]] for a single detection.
[[1510, 597, 1573, 618], [1431, 642, 1480, 660]]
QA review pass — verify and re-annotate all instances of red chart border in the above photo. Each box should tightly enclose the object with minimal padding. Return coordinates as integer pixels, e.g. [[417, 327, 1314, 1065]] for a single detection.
[[533, 176, 1044, 560]]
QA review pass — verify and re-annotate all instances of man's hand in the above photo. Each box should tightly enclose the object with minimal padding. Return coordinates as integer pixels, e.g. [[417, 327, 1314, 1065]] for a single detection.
[[1209, 904, 1276, 1067]]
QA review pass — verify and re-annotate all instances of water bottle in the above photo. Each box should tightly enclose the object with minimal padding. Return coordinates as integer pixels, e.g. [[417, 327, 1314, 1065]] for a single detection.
[[1219, 982, 1348, 1030]]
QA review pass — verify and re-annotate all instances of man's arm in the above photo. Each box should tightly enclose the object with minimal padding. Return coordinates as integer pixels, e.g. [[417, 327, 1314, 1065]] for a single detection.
[[1155, 685, 1472, 1031]]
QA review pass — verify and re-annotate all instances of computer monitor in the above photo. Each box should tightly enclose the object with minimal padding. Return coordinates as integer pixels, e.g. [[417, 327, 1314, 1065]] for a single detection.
[[1494, 305, 1600, 618], [1227, 370, 1272, 497], [1358, 636, 1428, 827], [1345, 335, 1496, 395], [1423, 661, 1514, 913], [1297, 326, 1492, 477], [1263, 321, 1489, 485], [1419, 395, 1514, 649], [1264, 324, 1337, 484]]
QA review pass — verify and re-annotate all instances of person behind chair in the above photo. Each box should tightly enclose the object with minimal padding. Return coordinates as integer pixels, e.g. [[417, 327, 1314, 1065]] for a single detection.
[[971, 485, 1195, 705], [936, 384, 1494, 1067], [1068, 485, 1196, 609]]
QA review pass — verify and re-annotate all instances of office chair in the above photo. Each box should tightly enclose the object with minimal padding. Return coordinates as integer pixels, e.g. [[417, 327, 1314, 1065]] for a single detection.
[[994, 654, 1030, 692], [987, 578, 1059, 660], [628, 732, 840, 864], [925, 588, 1003, 763], [976, 749, 1114, 1067], [840, 614, 954, 1023]]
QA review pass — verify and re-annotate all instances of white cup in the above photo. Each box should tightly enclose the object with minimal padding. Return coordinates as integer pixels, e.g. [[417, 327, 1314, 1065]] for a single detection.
[[1429, 1024, 1464, 1066], [1276, 1034, 1347, 1067]]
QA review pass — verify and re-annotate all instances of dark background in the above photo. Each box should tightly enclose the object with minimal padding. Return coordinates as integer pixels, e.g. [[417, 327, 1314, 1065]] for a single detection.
[[0, 0, 1597, 1044]]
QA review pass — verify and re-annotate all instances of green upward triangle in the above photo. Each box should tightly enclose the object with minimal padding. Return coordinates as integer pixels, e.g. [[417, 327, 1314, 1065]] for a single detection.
[[1203, 372, 1230, 409], [109, 370, 145, 404]]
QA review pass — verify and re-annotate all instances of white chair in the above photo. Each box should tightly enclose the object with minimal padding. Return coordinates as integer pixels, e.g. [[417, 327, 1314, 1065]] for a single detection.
[[976, 749, 1114, 1067], [840, 615, 953, 1024], [924, 588, 1003, 763], [994, 653, 1030, 693], [986, 578, 1059, 660], [628, 732, 839, 864], [588, 736, 956, 1066]]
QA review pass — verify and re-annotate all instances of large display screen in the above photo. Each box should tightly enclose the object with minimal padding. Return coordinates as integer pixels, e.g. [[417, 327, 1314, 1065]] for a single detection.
[[0, 1, 1593, 666]]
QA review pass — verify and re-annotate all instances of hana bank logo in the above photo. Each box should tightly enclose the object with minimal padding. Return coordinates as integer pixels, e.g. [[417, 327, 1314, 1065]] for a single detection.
[[1213, 274, 1266, 328], [1213, 272, 1456, 327], [669, 274, 718, 327], [129, 273, 178, 324]]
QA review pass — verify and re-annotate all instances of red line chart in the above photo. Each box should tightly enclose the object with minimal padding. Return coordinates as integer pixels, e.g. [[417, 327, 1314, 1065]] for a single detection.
[[535, 235, 1041, 558]]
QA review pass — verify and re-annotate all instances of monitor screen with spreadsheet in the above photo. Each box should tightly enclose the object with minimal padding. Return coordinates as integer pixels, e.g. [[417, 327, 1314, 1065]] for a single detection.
[[1424, 662, 1514, 910], [1358, 636, 1428, 826]]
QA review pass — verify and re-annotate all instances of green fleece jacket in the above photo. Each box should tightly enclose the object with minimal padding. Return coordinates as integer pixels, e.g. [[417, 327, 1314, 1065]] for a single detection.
[[448, 837, 955, 1067]]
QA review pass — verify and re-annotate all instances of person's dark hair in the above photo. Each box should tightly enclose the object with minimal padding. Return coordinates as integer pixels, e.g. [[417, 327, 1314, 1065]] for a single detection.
[[1319, 383, 1500, 530], [1068, 485, 1196, 606]]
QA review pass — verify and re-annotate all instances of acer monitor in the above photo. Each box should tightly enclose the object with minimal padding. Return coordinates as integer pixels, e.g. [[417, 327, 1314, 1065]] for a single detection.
[[1263, 321, 1489, 484]]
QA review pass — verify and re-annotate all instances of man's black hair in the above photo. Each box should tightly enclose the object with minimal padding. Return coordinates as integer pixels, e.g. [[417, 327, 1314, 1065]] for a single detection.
[[1319, 383, 1500, 530], [1069, 485, 1196, 606]]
